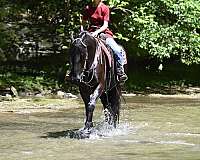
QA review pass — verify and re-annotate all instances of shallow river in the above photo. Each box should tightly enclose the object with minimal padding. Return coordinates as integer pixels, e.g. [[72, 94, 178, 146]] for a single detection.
[[0, 96, 200, 160]]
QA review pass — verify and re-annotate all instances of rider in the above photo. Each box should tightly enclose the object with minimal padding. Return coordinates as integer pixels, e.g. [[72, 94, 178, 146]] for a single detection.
[[80, 0, 128, 83]]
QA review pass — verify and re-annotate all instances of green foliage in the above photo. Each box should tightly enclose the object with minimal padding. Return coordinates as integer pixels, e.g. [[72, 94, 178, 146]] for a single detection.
[[0, 73, 59, 92], [0, 0, 200, 65], [110, 0, 200, 64], [0, 0, 200, 92]]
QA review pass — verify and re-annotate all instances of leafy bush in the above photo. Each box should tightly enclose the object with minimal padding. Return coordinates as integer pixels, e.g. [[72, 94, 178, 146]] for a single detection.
[[109, 0, 200, 64]]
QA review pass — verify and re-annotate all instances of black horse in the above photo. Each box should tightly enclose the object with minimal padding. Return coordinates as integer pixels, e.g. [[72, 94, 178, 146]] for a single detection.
[[67, 31, 121, 134]]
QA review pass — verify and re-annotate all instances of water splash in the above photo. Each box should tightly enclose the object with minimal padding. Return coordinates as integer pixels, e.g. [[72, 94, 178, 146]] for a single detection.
[[86, 121, 135, 140]]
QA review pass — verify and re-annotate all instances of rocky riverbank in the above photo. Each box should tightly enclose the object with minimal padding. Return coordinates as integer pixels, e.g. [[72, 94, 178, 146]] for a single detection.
[[1, 85, 200, 114], [0, 97, 82, 113]]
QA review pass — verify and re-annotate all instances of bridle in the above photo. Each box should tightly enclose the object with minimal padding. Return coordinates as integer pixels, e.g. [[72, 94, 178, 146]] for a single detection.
[[71, 32, 95, 86]]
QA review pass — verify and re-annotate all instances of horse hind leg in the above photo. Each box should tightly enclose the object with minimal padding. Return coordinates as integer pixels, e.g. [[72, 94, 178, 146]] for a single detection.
[[103, 107, 111, 124], [101, 92, 119, 128], [108, 88, 121, 128], [100, 94, 111, 123]]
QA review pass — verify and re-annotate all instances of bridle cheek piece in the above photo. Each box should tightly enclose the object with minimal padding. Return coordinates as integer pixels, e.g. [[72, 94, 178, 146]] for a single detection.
[[72, 36, 94, 86]]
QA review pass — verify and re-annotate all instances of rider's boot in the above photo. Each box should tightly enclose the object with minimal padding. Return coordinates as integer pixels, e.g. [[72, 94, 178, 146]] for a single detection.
[[65, 69, 71, 81], [65, 74, 71, 81], [116, 61, 128, 83]]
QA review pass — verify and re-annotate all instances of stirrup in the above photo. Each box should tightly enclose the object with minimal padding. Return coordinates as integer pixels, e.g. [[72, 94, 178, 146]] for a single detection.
[[65, 74, 71, 81], [117, 74, 128, 83]]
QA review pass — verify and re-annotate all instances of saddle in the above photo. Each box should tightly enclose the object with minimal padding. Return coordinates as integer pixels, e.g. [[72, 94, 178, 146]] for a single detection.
[[97, 33, 127, 65], [90, 33, 127, 71], [90, 37, 113, 70]]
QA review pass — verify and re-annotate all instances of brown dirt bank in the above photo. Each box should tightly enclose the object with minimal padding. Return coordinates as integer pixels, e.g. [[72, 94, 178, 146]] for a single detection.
[[0, 97, 82, 113]]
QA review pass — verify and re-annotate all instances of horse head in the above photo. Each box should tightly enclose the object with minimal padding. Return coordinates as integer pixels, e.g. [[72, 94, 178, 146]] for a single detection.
[[69, 31, 96, 84]]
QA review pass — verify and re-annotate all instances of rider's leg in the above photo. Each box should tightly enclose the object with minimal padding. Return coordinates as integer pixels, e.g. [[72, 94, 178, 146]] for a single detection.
[[106, 37, 128, 83]]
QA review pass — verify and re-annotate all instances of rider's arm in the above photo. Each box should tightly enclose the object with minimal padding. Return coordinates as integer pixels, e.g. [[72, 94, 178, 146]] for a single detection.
[[92, 21, 108, 37], [92, 4, 110, 37]]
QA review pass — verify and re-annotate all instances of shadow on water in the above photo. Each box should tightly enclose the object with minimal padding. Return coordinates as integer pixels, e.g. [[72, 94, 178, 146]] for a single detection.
[[41, 128, 91, 139]]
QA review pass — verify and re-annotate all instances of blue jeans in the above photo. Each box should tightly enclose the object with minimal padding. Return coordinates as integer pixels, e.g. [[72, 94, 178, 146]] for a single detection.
[[106, 38, 124, 65]]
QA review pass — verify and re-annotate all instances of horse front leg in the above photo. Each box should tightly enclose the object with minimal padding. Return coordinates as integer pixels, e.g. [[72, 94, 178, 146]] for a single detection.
[[84, 83, 104, 131]]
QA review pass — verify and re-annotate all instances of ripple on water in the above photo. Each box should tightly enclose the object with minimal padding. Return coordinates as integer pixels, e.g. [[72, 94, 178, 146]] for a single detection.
[[122, 140, 196, 146], [166, 132, 200, 137], [155, 140, 196, 146]]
